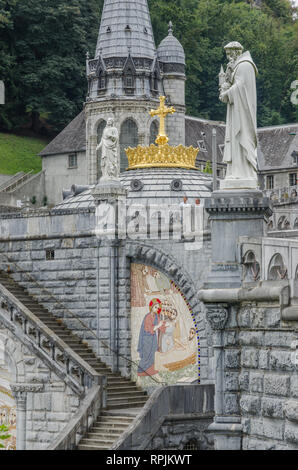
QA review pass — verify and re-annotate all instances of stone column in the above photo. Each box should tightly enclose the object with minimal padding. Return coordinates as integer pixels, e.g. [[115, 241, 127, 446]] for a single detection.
[[92, 181, 127, 372], [206, 305, 242, 450], [10, 383, 44, 450]]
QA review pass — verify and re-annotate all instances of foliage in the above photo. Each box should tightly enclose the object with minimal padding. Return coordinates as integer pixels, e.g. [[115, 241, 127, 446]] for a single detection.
[[203, 160, 213, 174], [0, 133, 45, 173], [0, 424, 11, 448], [0, 0, 296, 137]]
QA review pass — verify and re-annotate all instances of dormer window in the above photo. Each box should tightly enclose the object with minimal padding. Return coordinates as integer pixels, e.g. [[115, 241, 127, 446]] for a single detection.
[[125, 25, 132, 33], [126, 75, 133, 88], [106, 26, 111, 33], [292, 150, 298, 165], [144, 27, 148, 34], [98, 70, 107, 92]]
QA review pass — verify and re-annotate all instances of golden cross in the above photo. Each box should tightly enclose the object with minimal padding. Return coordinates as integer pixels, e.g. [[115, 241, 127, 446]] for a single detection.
[[150, 96, 176, 145]]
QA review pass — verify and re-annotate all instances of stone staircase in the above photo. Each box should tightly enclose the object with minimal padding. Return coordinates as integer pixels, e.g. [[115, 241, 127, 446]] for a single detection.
[[0, 271, 148, 449], [77, 409, 139, 450]]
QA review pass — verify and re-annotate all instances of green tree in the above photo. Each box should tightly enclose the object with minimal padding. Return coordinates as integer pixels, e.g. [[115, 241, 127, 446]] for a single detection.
[[0, 424, 11, 448]]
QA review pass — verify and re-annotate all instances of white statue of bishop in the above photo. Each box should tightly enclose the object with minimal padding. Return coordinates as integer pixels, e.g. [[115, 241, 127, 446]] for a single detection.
[[219, 42, 259, 190]]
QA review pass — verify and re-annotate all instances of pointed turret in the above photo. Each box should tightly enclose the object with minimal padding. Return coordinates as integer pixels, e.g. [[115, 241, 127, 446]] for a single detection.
[[95, 0, 156, 59]]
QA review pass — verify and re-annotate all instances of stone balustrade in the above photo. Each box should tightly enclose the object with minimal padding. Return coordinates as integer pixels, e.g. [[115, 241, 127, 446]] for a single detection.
[[0, 282, 102, 397], [264, 184, 298, 206]]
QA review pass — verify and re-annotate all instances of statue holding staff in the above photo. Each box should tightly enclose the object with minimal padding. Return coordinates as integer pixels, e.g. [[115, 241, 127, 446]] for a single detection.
[[219, 42, 259, 190]]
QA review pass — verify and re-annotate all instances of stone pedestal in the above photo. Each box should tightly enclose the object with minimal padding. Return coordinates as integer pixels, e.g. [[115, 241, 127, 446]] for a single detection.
[[204, 190, 272, 289]]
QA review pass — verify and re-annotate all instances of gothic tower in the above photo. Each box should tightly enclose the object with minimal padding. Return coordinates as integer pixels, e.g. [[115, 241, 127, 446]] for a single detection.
[[85, 0, 164, 183]]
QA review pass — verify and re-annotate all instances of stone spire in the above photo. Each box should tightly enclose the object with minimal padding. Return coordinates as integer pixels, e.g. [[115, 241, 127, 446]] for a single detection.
[[95, 0, 156, 59]]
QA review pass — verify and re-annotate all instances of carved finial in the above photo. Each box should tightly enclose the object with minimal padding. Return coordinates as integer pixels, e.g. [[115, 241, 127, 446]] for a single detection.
[[86, 51, 89, 60], [168, 21, 173, 35]]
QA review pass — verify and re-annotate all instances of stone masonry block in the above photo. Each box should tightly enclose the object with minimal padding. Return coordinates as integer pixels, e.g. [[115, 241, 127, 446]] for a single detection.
[[240, 395, 261, 415], [284, 400, 298, 422], [250, 373, 264, 393], [241, 348, 258, 368], [264, 374, 290, 397], [261, 397, 284, 419], [225, 350, 240, 369]]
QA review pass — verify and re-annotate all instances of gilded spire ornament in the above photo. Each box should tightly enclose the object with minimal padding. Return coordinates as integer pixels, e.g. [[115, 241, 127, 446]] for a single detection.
[[125, 96, 199, 170]]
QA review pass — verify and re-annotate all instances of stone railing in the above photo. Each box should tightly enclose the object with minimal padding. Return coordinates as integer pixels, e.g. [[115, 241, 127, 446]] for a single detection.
[[0, 171, 34, 193], [48, 382, 106, 450], [0, 282, 103, 397], [264, 184, 298, 206], [267, 208, 298, 232], [112, 384, 214, 450]]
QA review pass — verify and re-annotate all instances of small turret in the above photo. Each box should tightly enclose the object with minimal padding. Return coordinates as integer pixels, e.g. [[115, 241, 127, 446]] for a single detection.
[[157, 22, 186, 146]]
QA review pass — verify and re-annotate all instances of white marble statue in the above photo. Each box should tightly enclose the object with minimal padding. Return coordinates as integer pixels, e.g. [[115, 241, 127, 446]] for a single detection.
[[96, 117, 120, 182], [219, 42, 259, 190]]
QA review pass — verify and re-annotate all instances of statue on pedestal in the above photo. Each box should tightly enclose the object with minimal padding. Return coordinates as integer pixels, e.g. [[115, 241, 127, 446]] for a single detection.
[[219, 42, 259, 190], [96, 118, 120, 182]]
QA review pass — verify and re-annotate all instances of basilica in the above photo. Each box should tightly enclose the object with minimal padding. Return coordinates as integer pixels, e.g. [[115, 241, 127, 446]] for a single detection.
[[0, 0, 297, 451]]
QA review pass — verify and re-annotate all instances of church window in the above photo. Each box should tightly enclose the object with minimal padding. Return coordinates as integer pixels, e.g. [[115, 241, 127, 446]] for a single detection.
[[68, 154, 77, 169], [120, 119, 138, 172], [46, 250, 55, 261], [289, 172, 297, 187], [266, 175, 274, 190], [98, 70, 106, 91], [150, 121, 158, 145], [97, 120, 107, 179], [97, 120, 106, 145]]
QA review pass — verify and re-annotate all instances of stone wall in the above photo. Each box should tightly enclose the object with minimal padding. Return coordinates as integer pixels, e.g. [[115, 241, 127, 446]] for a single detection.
[[0, 210, 213, 380], [237, 304, 298, 450]]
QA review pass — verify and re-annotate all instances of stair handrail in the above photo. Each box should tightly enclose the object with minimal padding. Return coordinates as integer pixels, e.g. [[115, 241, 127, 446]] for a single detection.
[[0, 172, 25, 192], [0, 281, 104, 397], [0, 170, 34, 193], [47, 383, 105, 450], [0, 252, 167, 386]]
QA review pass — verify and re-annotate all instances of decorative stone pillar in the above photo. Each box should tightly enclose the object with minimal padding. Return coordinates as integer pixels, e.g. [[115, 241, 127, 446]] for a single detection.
[[204, 191, 272, 289], [206, 305, 242, 450], [10, 383, 44, 450]]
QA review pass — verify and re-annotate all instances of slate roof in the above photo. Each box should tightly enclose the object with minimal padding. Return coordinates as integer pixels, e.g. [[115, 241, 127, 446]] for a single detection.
[[157, 27, 185, 65], [185, 116, 226, 164], [39, 111, 298, 174], [95, 0, 156, 59], [39, 111, 86, 156], [257, 124, 298, 172], [53, 167, 213, 211]]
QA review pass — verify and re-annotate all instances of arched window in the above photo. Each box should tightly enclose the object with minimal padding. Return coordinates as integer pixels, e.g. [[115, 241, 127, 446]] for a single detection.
[[97, 120, 106, 145], [183, 439, 198, 450], [150, 121, 158, 145], [120, 119, 138, 172], [97, 120, 106, 179]]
